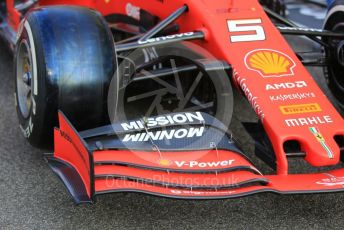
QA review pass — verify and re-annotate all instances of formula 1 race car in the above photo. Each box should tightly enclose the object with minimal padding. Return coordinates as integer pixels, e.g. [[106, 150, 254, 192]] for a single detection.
[[1, 0, 344, 204]]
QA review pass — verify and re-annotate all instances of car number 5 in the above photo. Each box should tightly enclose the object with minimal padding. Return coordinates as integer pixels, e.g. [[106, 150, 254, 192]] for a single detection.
[[228, 19, 266, 42]]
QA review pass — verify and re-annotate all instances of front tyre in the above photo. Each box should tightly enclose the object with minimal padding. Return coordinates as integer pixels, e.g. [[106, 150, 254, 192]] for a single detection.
[[15, 6, 115, 148]]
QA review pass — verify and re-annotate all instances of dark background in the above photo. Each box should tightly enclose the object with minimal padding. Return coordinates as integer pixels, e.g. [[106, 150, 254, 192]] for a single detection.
[[1, 1, 344, 229]]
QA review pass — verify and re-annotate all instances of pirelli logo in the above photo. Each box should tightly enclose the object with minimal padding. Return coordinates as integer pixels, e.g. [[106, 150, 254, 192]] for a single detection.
[[280, 103, 322, 115]]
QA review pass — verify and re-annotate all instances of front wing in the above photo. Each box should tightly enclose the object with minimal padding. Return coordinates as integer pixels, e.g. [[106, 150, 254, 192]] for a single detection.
[[46, 112, 344, 204]]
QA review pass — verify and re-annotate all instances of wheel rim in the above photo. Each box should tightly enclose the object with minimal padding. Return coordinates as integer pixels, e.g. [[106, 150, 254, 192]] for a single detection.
[[123, 57, 219, 120], [16, 39, 33, 119]]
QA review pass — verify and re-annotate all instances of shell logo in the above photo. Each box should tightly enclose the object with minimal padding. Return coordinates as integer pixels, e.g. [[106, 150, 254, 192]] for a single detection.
[[158, 159, 172, 166], [245, 49, 296, 78]]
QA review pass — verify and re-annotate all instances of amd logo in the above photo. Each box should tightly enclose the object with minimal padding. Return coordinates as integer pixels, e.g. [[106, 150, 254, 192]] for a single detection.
[[266, 81, 307, 91]]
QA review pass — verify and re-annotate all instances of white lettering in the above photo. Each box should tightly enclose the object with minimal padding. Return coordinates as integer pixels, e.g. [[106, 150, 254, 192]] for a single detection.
[[266, 81, 307, 91], [138, 32, 195, 44], [285, 116, 334, 127], [122, 127, 204, 142]]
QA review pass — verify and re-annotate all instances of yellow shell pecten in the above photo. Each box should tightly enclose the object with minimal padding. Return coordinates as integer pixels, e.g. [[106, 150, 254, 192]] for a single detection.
[[159, 159, 172, 166], [248, 50, 293, 75]]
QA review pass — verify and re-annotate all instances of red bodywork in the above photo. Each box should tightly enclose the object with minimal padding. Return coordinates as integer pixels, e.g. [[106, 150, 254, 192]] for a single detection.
[[5, 0, 344, 201]]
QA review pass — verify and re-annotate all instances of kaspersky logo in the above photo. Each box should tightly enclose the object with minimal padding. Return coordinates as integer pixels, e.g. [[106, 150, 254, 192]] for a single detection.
[[245, 49, 296, 77], [158, 159, 235, 168], [309, 127, 334, 159]]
